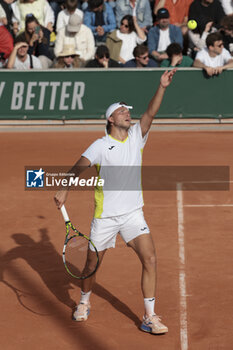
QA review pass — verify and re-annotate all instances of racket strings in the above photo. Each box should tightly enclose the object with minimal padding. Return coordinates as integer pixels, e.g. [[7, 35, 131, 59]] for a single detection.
[[65, 235, 96, 279]]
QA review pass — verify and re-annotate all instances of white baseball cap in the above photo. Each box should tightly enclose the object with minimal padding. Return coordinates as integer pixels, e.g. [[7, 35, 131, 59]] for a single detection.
[[105, 102, 133, 120]]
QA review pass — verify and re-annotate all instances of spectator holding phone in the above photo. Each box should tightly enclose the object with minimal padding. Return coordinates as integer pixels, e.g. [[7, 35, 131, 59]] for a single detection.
[[11, 0, 55, 35], [16, 13, 53, 68]]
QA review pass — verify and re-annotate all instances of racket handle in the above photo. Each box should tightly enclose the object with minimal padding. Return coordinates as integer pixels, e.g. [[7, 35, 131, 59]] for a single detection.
[[60, 205, 70, 223]]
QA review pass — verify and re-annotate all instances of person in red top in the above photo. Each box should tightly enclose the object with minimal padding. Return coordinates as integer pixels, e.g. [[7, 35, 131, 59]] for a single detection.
[[0, 25, 14, 66]]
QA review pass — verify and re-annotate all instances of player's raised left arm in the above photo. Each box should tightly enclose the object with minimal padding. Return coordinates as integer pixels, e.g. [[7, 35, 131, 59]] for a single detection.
[[140, 69, 177, 137]]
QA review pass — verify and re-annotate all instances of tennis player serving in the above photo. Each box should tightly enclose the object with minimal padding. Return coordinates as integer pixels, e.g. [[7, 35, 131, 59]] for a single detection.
[[54, 68, 177, 334]]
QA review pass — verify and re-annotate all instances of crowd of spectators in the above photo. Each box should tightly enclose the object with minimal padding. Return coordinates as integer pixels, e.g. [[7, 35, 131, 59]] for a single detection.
[[0, 0, 233, 74]]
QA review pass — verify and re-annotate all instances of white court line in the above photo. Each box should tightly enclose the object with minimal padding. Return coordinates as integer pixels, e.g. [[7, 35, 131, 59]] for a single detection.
[[176, 183, 188, 350]]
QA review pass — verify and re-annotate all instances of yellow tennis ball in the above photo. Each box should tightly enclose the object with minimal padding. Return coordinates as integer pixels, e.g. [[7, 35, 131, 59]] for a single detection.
[[188, 20, 197, 30]]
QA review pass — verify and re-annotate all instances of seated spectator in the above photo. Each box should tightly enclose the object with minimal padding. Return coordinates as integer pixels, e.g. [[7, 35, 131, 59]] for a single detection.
[[148, 7, 183, 64], [82, 0, 117, 11], [0, 0, 14, 34], [115, 0, 153, 32], [220, 14, 233, 55], [154, 0, 191, 34], [107, 0, 116, 10], [124, 44, 159, 67], [86, 44, 121, 67], [0, 2, 7, 25], [153, 0, 193, 54], [188, 0, 225, 36], [48, 0, 64, 27], [193, 31, 233, 75], [56, 0, 83, 33], [0, 2, 14, 58], [84, 0, 116, 44], [0, 24, 14, 65], [54, 13, 95, 62], [16, 14, 53, 68], [6, 40, 42, 68], [220, 0, 233, 15], [161, 42, 193, 67], [188, 20, 216, 57], [11, 0, 55, 35], [53, 44, 85, 67], [106, 14, 146, 64]]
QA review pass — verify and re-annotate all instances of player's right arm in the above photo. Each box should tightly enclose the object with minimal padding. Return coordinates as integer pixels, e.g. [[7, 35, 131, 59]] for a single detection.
[[54, 156, 91, 209], [140, 69, 177, 137]]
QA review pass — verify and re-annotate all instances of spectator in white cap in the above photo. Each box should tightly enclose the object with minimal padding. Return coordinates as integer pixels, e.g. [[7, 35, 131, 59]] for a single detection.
[[54, 68, 177, 335], [56, 0, 84, 33], [54, 13, 95, 62]]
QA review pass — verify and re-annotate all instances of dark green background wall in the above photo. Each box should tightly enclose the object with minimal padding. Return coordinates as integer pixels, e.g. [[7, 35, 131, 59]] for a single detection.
[[0, 69, 232, 120]]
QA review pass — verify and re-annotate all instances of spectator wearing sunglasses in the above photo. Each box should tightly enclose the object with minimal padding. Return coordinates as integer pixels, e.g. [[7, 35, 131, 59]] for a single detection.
[[6, 39, 42, 69], [53, 44, 85, 68], [85, 44, 121, 67], [84, 0, 116, 44], [193, 31, 233, 75], [115, 0, 153, 32], [106, 14, 146, 64], [124, 44, 159, 67]]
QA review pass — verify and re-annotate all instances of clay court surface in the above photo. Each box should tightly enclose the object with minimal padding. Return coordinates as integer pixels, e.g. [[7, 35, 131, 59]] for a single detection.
[[1, 127, 233, 350]]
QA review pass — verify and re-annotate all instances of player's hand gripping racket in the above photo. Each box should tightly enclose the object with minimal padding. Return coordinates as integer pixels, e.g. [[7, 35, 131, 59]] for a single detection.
[[60, 205, 99, 279]]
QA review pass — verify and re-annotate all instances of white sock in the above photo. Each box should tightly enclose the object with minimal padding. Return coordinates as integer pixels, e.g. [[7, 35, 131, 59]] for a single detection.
[[144, 297, 155, 317], [80, 290, 92, 304]]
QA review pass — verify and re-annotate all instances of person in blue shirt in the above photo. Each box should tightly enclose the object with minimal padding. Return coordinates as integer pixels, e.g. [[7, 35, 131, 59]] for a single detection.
[[124, 44, 158, 67], [115, 0, 153, 32], [148, 7, 183, 65], [84, 0, 116, 44]]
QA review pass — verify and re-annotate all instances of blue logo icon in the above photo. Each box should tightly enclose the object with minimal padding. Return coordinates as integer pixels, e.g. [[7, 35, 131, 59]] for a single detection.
[[26, 168, 45, 188]]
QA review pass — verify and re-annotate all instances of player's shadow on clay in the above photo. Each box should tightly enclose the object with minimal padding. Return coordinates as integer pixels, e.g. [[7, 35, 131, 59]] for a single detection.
[[1, 228, 141, 326]]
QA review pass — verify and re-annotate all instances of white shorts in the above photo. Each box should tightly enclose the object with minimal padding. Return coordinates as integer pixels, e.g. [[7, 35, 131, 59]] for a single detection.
[[89, 208, 150, 251]]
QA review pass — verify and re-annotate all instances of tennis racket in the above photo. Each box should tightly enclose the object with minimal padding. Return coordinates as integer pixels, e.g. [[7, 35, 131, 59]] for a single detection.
[[60, 205, 99, 279]]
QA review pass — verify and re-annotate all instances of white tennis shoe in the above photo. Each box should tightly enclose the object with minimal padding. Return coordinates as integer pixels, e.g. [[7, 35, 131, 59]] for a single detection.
[[73, 302, 90, 321], [140, 314, 168, 334]]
